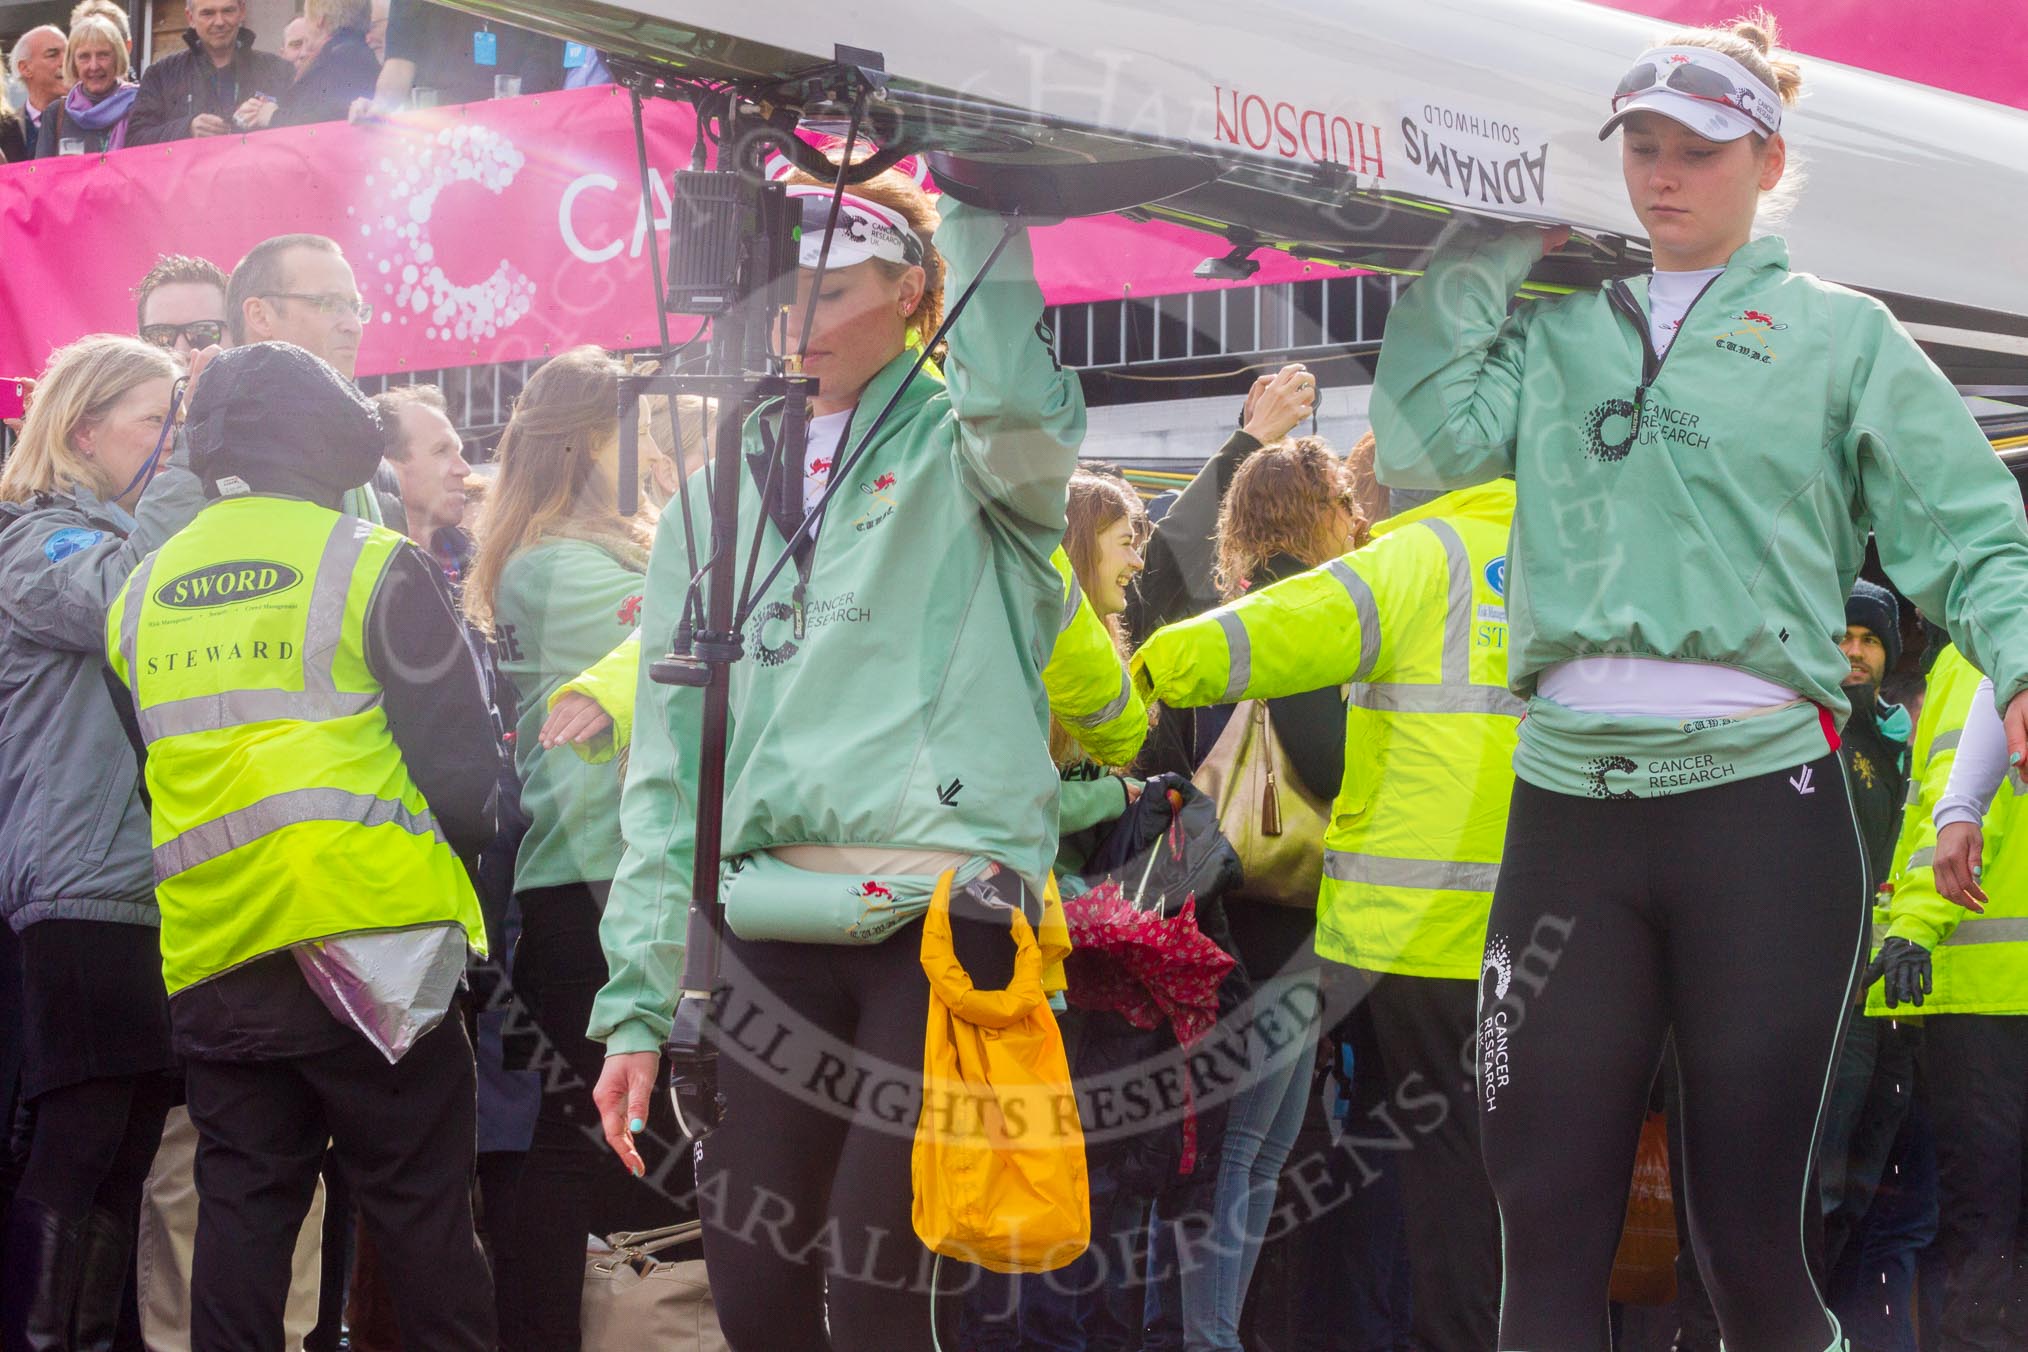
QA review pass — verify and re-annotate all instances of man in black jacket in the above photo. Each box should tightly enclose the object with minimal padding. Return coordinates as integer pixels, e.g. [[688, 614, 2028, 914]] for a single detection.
[[125, 0, 293, 145], [1838, 579, 1915, 885]]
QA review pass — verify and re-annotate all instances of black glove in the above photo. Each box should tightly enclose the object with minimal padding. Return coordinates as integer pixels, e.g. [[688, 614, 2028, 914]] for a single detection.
[[1863, 937, 1933, 1010]]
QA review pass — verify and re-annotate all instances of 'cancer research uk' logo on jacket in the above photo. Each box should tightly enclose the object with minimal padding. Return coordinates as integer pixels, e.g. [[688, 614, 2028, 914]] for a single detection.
[[1581, 398, 1639, 463], [1479, 936, 1514, 1111]]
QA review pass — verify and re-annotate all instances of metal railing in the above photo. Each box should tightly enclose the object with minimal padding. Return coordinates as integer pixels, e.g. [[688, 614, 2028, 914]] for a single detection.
[[1045, 273, 1398, 371]]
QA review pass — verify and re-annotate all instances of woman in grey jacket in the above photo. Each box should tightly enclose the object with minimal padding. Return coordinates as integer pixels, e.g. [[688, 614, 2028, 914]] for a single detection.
[[0, 335, 205, 1349]]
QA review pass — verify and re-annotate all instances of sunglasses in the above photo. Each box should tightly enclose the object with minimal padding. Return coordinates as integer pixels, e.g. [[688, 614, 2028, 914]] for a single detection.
[[140, 320, 226, 350], [1612, 58, 1779, 133]]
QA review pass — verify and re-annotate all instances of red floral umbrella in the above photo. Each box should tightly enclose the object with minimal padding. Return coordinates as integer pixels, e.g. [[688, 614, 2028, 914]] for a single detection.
[[1061, 879, 1235, 1173], [1061, 880, 1234, 1047]]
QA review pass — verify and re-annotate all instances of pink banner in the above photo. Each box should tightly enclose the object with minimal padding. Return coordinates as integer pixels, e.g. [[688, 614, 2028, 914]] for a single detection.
[[0, 85, 1317, 381], [1598, 0, 2027, 112]]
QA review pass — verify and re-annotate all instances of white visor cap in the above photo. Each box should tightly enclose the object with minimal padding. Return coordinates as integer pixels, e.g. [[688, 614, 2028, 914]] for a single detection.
[[785, 185, 925, 271], [1598, 46, 1783, 144]]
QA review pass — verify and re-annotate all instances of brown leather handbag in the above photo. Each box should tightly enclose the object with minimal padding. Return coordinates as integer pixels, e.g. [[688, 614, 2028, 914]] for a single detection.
[[1192, 699, 1333, 908]]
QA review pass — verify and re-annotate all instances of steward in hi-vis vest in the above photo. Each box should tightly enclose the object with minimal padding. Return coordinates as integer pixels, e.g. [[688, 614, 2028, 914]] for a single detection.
[[1131, 477, 1518, 1352], [104, 342, 503, 1350], [1870, 643, 2028, 1015], [110, 494, 486, 992], [1865, 642, 2028, 1346], [1132, 479, 1521, 979]]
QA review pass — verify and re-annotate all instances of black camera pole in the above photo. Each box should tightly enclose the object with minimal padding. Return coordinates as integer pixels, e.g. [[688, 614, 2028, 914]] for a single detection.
[[614, 61, 868, 1135]]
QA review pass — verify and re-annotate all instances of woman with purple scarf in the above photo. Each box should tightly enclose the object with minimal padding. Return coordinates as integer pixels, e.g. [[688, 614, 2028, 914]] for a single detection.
[[36, 14, 137, 157]]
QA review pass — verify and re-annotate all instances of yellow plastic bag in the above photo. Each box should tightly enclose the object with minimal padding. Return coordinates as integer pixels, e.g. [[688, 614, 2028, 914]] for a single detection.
[[1037, 873, 1071, 996], [913, 872, 1089, 1275]]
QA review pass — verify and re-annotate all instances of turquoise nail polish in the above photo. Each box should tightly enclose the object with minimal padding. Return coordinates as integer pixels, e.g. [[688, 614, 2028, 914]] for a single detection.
[[2012, 752, 2022, 765], [628, 1117, 644, 1133]]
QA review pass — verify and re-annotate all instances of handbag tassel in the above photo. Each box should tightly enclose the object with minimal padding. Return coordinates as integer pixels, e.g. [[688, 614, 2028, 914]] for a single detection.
[[1260, 764, 1283, 838]]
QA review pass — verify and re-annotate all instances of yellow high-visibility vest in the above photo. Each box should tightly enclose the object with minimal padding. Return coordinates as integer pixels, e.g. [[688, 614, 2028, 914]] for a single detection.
[[1133, 480, 1519, 978], [1870, 644, 2028, 1016], [107, 496, 484, 995]]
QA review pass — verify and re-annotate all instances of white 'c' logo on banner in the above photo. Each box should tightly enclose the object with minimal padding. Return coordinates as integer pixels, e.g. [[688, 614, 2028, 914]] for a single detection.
[[357, 124, 538, 343]]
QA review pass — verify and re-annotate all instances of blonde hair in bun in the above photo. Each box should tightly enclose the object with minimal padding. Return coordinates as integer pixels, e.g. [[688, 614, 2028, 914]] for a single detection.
[[1665, 8, 1804, 110]]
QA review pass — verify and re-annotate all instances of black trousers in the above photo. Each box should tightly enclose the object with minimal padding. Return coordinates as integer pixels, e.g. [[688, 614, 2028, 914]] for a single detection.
[[511, 883, 690, 1351], [1363, 972, 1500, 1352], [1924, 1013, 2028, 1352], [698, 900, 1015, 1352], [1481, 756, 1865, 1352], [184, 1010, 496, 1352]]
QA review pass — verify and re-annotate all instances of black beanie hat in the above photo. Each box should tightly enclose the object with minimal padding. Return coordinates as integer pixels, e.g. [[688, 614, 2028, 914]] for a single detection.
[[186, 342, 384, 506], [1846, 579, 1903, 675]]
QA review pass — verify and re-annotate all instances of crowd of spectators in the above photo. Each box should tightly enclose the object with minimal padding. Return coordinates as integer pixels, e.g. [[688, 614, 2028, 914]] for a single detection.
[[0, 0, 588, 163]]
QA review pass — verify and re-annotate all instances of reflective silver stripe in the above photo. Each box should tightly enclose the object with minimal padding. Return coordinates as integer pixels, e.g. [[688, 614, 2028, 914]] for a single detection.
[[1063, 667, 1133, 730], [1420, 519, 1473, 684], [1324, 849, 1501, 893], [302, 518, 372, 692], [1346, 682, 1526, 717], [1216, 610, 1251, 702], [153, 786, 443, 879], [1059, 571, 1083, 635], [1942, 916, 2028, 947], [138, 689, 381, 741], [1931, 729, 1962, 757], [1904, 782, 1922, 811], [1322, 557, 1382, 684], [1907, 846, 1936, 870], [117, 552, 159, 709]]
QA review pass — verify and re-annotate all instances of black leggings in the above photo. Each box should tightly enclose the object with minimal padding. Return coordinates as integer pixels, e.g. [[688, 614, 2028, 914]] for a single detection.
[[510, 884, 691, 1351], [698, 898, 1016, 1352], [17, 1071, 176, 1222], [1480, 754, 1864, 1352]]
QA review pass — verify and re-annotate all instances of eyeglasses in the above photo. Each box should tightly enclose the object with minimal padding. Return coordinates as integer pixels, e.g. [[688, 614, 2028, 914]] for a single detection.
[[260, 292, 373, 323], [140, 320, 226, 350], [1612, 57, 1780, 133]]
